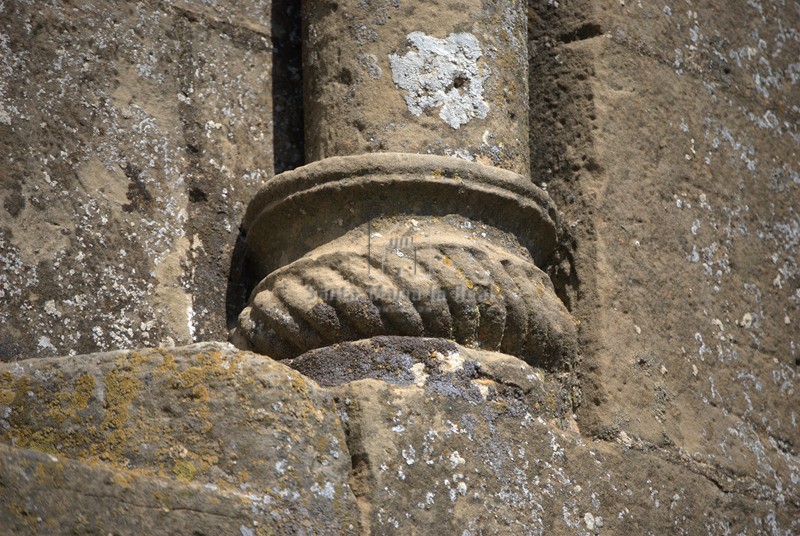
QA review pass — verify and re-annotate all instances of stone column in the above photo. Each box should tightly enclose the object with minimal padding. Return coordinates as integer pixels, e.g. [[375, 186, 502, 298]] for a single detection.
[[231, 0, 577, 371], [302, 0, 530, 175]]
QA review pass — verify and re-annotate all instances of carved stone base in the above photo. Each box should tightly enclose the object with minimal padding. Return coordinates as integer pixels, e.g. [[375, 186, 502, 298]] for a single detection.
[[231, 153, 577, 370]]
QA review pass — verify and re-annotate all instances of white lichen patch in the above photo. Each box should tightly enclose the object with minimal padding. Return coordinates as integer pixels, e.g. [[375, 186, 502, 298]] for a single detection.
[[449, 450, 466, 468], [358, 53, 382, 80], [410, 362, 428, 387], [389, 32, 489, 129], [434, 350, 464, 373], [310, 481, 335, 500]]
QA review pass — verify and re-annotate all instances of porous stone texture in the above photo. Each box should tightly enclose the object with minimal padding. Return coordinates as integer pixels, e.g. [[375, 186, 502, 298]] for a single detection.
[[528, 0, 800, 525], [0, 342, 360, 533], [332, 364, 791, 534], [0, 443, 290, 535], [0, 341, 793, 534], [285, 336, 573, 395], [0, 0, 303, 360], [0, 0, 798, 532], [302, 0, 530, 174]]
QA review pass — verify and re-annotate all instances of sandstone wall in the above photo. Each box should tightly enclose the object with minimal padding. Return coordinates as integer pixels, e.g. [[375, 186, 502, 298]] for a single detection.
[[0, 0, 302, 359], [528, 0, 799, 521]]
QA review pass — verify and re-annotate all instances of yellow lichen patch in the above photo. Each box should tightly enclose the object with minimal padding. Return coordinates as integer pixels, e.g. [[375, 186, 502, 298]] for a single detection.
[[464, 278, 474, 290], [34, 461, 50, 483], [0, 389, 14, 405], [115, 350, 153, 369], [443, 256, 453, 267], [491, 399, 509, 414], [111, 471, 134, 489], [191, 384, 209, 402], [204, 351, 226, 366], [0, 370, 14, 389], [12, 376, 31, 402], [290, 375, 311, 396], [172, 459, 197, 482], [2, 375, 65, 454], [176, 366, 206, 391], [95, 368, 142, 461], [200, 453, 219, 467], [157, 352, 178, 373], [25, 428, 58, 455], [31, 458, 66, 491], [102, 369, 141, 430], [170, 352, 238, 401], [73, 374, 95, 411]]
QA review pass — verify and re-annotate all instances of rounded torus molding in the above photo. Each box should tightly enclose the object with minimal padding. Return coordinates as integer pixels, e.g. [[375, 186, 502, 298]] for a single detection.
[[231, 153, 577, 370], [239, 153, 560, 279]]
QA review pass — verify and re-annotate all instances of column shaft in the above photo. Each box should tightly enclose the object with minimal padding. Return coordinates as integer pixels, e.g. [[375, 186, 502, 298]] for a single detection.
[[303, 0, 530, 174]]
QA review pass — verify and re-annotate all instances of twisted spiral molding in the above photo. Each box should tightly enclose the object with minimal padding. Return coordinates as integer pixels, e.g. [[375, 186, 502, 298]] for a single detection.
[[231, 241, 576, 369]]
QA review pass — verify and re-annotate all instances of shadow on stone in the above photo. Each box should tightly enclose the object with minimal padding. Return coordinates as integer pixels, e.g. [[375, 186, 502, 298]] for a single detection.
[[225, 229, 256, 330], [226, 0, 305, 330], [270, 0, 304, 174]]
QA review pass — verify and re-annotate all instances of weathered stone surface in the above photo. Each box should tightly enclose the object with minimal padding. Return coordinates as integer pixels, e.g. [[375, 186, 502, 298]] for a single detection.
[[0, 342, 360, 533], [2, 341, 794, 534], [334, 374, 793, 534], [231, 153, 578, 368], [0, 0, 798, 531], [527, 0, 800, 515], [286, 336, 575, 406], [0, 443, 280, 535], [238, 153, 562, 277], [235, 237, 577, 367], [0, 1, 301, 360]]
